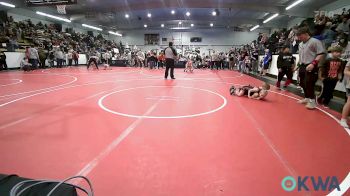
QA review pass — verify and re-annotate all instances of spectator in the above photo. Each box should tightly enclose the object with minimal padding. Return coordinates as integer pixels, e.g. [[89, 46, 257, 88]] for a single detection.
[[260, 49, 272, 76], [55, 48, 64, 68], [38, 47, 47, 68], [7, 36, 18, 52], [228, 49, 236, 70], [73, 50, 79, 66], [147, 52, 158, 69], [323, 22, 337, 49], [157, 52, 165, 69], [67, 49, 73, 67], [28, 45, 39, 69], [336, 16, 350, 33], [318, 46, 346, 107], [0, 52, 7, 71]]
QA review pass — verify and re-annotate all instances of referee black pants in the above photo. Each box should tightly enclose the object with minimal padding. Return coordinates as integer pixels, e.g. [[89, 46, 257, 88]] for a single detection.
[[165, 58, 175, 79], [299, 66, 318, 99]]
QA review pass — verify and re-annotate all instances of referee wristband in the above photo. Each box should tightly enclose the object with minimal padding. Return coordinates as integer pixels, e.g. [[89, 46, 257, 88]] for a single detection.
[[311, 60, 319, 66]]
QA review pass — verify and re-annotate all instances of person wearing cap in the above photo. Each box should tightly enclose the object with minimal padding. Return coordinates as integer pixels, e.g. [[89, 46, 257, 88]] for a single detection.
[[318, 46, 346, 107], [296, 26, 326, 110], [276, 46, 296, 89]]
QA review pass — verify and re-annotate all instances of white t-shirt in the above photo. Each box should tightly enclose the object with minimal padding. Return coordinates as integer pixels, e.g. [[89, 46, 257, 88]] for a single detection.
[[299, 37, 326, 65], [164, 47, 176, 59]]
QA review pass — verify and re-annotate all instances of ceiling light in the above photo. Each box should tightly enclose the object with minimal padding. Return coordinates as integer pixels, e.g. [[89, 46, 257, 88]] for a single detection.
[[125, 14, 129, 18], [147, 13, 151, 18], [144, 24, 148, 28], [212, 11, 217, 16], [191, 24, 194, 27], [36, 11, 71, 23], [286, 0, 305, 10], [82, 24, 102, 31], [179, 21, 182, 25], [161, 24, 164, 27], [186, 12, 190, 16], [0, 2, 15, 8], [171, 10, 175, 15], [171, 27, 190, 30], [263, 13, 279, 23], [210, 23, 213, 27], [108, 31, 122, 37], [250, 25, 260, 31]]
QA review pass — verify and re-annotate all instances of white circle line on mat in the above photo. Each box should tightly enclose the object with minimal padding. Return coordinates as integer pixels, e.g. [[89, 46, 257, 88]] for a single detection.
[[0, 79, 23, 87], [0, 75, 77, 98], [98, 85, 227, 119]]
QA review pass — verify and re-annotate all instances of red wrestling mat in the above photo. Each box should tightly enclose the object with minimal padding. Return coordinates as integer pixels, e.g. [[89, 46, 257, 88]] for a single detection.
[[0, 67, 349, 195]]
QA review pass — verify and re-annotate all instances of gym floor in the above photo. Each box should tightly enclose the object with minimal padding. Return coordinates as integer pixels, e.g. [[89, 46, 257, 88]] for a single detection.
[[0, 67, 349, 195]]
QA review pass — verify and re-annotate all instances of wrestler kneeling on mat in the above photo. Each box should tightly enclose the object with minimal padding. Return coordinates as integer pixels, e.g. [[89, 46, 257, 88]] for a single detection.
[[230, 82, 270, 100]]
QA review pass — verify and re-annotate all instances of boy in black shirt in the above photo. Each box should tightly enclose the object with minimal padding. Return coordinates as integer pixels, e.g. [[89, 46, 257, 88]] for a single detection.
[[276, 46, 295, 89], [318, 46, 346, 107]]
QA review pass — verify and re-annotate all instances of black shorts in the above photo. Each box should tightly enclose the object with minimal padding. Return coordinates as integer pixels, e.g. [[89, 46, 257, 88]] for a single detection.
[[263, 63, 270, 70]]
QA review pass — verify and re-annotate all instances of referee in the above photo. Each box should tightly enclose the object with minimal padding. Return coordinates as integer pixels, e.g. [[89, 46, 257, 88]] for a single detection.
[[296, 26, 326, 110], [164, 42, 178, 79]]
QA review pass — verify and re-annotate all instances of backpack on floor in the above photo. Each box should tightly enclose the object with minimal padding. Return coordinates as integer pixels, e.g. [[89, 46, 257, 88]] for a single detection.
[[0, 174, 93, 196]]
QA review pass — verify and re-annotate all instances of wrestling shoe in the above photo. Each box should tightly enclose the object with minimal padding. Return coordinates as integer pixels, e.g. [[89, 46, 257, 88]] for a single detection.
[[297, 98, 309, 104], [340, 119, 349, 128], [284, 79, 292, 88], [306, 100, 316, 110]]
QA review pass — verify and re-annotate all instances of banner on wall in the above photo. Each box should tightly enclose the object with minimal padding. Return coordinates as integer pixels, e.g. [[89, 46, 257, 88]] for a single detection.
[[57, 5, 66, 14]]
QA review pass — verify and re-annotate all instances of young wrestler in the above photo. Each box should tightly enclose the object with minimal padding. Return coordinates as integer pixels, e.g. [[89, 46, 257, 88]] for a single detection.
[[230, 82, 270, 100], [184, 57, 194, 72], [20, 57, 32, 72], [102, 63, 112, 70], [318, 46, 346, 107]]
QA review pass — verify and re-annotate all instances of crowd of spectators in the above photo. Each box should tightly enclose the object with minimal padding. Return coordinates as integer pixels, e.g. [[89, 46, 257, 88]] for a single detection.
[[255, 8, 350, 55], [0, 15, 127, 70]]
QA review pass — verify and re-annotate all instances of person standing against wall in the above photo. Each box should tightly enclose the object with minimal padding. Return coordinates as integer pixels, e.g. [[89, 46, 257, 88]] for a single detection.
[[28, 45, 40, 69], [0, 52, 7, 71], [228, 49, 235, 70], [38, 47, 47, 69], [260, 49, 272, 76], [67, 49, 73, 67], [73, 50, 79, 66], [164, 42, 177, 79], [296, 26, 326, 110], [157, 52, 165, 69]]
